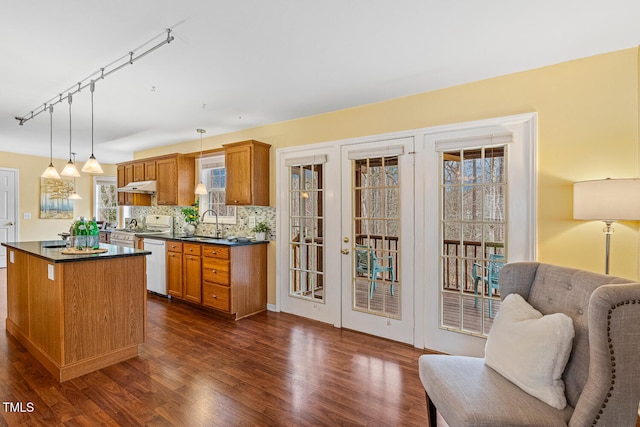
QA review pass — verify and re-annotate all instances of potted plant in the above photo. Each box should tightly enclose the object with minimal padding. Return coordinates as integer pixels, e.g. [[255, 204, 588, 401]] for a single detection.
[[180, 200, 199, 236], [252, 221, 270, 241]]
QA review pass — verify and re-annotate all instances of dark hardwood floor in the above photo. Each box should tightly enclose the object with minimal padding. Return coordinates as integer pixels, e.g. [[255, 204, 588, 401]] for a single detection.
[[0, 268, 428, 426]]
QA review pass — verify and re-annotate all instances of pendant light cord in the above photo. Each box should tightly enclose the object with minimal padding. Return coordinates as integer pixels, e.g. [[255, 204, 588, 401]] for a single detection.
[[49, 105, 53, 163], [90, 81, 95, 156], [68, 94, 73, 161]]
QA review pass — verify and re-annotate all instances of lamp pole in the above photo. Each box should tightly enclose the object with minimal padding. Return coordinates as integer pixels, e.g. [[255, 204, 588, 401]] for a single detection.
[[603, 220, 614, 275]]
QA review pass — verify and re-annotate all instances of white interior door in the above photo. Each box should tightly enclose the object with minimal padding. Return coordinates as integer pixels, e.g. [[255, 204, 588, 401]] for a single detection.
[[277, 146, 341, 326], [0, 168, 18, 268], [340, 137, 415, 344]]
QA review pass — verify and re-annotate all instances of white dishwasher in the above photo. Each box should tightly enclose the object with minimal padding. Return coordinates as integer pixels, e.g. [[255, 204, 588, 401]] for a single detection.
[[144, 238, 167, 296]]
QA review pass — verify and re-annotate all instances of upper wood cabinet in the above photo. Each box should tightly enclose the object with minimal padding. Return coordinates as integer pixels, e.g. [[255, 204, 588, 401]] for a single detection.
[[155, 154, 195, 206], [117, 163, 151, 206], [117, 154, 194, 206], [223, 140, 271, 206], [144, 160, 157, 180]]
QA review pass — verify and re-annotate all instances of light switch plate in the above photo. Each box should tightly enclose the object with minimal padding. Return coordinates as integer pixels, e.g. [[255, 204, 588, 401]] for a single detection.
[[47, 264, 55, 280], [248, 216, 256, 228], [9, 250, 14, 264], [23, 212, 31, 219]]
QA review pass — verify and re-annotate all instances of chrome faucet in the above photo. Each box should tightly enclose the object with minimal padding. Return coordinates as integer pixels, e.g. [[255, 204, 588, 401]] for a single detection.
[[200, 209, 221, 238]]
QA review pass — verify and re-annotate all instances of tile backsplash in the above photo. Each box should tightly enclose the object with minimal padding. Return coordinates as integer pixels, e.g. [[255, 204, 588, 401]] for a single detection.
[[130, 198, 276, 240]]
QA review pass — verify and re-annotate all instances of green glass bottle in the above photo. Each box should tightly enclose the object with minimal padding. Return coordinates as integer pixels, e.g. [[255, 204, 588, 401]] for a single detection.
[[74, 217, 88, 250], [88, 217, 100, 250]]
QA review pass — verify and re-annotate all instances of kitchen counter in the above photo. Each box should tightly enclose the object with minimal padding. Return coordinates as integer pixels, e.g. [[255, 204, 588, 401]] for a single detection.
[[3, 240, 148, 381], [137, 233, 270, 246], [2, 240, 150, 263]]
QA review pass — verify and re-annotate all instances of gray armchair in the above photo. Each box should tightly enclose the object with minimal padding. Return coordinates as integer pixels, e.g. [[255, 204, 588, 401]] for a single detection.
[[419, 262, 640, 426]]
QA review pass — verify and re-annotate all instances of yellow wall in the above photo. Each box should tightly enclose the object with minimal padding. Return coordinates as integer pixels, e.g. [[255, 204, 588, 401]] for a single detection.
[[5, 47, 638, 303], [0, 151, 117, 241], [139, 47, 640, 299]]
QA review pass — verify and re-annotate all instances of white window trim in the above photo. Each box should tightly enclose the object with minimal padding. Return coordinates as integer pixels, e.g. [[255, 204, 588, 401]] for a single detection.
[[93, 175, 117, 223], [197, 155, 237, 225]]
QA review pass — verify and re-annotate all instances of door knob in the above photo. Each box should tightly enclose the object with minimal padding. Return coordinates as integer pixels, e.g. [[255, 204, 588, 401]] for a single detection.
[[7, 222, 13, 226], [341, 248, 350, 254]]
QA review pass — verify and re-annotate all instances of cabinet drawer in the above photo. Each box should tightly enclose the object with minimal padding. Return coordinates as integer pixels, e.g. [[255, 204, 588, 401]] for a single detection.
[[202, 258, 230, 285], [202, 245, 230, 260], [203, 283, 230, 312], [167, 241, 183, 253], [183, 243, 201, 256]]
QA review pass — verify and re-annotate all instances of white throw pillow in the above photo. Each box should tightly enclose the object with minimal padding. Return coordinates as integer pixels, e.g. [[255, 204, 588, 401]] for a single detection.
[[484, 293, 575, 410]]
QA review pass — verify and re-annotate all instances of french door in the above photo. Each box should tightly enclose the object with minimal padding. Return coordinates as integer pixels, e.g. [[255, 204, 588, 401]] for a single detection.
[[278, 137, 415, 344], [340, 138, 415, 344]]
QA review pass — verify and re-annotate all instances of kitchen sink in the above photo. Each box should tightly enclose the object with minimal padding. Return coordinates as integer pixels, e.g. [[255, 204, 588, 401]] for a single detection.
[[183, 236, 227, 243]]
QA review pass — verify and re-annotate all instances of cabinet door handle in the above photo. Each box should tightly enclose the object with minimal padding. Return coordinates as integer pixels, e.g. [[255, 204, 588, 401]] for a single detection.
[[211, 251, 217, 254], [211, 270, 217, 273], [211, 294, 218, 299]]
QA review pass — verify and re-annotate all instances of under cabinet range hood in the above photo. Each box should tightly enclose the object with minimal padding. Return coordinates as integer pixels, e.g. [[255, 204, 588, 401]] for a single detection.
[[117, 180, 157, 194]]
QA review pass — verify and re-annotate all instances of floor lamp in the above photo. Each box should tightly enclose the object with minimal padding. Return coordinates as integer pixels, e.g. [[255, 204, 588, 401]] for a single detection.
[[573, 178, 640, 274]]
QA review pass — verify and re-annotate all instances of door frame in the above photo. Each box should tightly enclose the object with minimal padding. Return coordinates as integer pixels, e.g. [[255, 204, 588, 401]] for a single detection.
[[0, 168, 20, 267], [275, 112, 536, 351]]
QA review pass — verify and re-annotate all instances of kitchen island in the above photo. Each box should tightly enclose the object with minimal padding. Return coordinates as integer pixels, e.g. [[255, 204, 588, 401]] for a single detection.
[[1, 240, 150, 382]]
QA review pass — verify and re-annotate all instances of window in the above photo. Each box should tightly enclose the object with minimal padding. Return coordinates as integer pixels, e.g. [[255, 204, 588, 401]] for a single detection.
[[440, 145, 506, 335], [198, 154, 236, 224], [94, 176, 118, 225], [288, 161, 325, 301]]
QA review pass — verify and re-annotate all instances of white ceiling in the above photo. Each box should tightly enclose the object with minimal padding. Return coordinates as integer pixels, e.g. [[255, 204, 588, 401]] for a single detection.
[[1, 1, 639, 164]]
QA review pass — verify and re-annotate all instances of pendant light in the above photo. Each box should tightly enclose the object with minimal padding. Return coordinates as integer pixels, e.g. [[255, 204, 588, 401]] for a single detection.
[[60, 94, 80, 177], [68, 153, 82, 200], [41, 105, 61, 179], [194, 128, 207, 195], [81, 81, 104, 174]]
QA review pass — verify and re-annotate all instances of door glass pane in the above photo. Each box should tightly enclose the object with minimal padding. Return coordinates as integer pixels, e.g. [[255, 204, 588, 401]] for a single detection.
[[440, 146, 507, 336], [289, 164, 324, 301], [352, 156, 400, 319]]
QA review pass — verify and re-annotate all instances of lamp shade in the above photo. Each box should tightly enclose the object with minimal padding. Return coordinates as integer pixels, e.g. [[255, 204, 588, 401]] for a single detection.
[[573, 178, 640, 220], [194, 182, 207, 195]]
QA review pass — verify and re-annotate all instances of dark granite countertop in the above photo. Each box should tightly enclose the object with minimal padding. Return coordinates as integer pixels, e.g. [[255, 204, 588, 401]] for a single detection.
[[136, 233, 270, 246], [2, 241, 151, 263]]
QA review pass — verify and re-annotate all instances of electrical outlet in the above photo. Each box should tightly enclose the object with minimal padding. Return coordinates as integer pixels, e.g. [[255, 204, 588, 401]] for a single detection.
[[248, 216, 256, 228], [23, 212, 31, 219]]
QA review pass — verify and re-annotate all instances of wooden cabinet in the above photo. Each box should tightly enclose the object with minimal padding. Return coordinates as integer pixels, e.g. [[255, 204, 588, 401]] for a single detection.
[[165, 239, 267, 319], [116, 162, 151, 206], [144, 160, 157, 180], [156, 154, 195, 206], [183, 243, 202, 304], [202, 245, 231, 312], [166, 242, 183, 298], [117, 154, 192, 207], [4, 245, 146, 381], [223, 140, 271, 206]]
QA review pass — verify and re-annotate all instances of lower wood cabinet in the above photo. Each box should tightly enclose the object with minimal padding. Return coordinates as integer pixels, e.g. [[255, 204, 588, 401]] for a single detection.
[[166, 242, 183, 298], [183, 243, 202, 304], [165, 240, 267, 319]]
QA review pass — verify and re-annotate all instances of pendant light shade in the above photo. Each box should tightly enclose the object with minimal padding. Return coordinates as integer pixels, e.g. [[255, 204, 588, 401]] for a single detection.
[[195, 182, 208, 195], [195, 128, 207, 195], [82, 81, 103, 174], [60, 94, 80, 178], [41, 105, 61, 179]]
